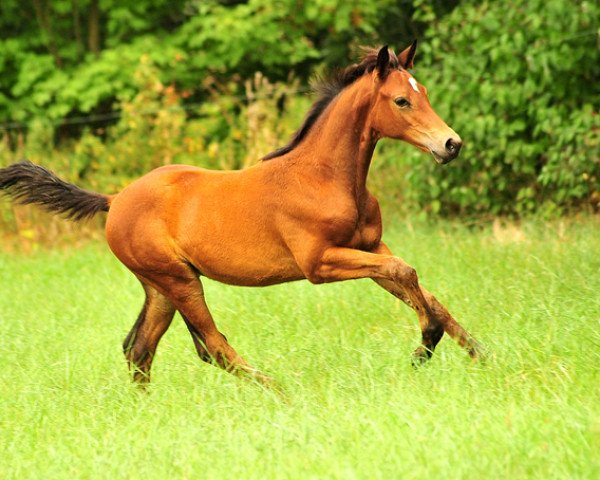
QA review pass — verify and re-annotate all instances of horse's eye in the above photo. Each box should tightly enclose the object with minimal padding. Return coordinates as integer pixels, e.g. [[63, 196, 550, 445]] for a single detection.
[[394, 97, 411, 108]]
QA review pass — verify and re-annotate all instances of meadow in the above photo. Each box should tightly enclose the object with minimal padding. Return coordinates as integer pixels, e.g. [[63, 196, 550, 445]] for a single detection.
[[0, 217, 598, 479]]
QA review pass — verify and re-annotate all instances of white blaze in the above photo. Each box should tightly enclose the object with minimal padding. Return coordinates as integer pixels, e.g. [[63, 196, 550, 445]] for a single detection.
[[408, 77, 419, 93]]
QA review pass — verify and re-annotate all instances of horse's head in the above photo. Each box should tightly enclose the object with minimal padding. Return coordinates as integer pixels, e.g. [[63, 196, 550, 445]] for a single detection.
[[369, 43, 462, 164]]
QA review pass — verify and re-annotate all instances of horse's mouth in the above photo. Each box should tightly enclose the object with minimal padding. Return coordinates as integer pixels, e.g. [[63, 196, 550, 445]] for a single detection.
[[432, 151, 454, 165], [416, 145, 454, 164]]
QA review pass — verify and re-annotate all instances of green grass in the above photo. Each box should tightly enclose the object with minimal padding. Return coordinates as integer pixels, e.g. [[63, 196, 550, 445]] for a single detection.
[[1, 218, 599, 479]]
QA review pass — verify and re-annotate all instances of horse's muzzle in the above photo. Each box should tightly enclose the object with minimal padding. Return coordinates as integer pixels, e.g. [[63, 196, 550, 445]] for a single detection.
[[433, 138, 462, 164]]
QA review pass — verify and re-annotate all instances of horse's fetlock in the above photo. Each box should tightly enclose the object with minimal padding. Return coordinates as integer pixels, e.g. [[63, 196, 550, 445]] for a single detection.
[[423, 322, 444, 346]]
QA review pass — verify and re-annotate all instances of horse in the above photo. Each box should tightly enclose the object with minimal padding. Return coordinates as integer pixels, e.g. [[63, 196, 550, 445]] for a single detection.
[[0, 43, 482, 386]]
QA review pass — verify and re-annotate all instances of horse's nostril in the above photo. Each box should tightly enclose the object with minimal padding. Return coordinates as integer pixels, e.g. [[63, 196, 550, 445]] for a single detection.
[[445, 138, 462, 156]]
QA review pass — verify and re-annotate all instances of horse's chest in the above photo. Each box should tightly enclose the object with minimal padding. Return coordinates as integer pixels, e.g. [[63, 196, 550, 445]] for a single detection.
[[322, 198, 382, 251], [327, 212, 382, 251], [347, 220, 382, 251]]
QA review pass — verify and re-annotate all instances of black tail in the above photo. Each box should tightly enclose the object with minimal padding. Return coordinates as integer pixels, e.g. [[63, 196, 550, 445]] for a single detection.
[[0, 160, 110, 221]]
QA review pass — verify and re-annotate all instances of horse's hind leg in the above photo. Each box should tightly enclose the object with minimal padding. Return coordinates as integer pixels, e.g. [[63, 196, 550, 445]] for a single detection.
[[141, 266, 272, 385], [123, 281, 176, 383], [181, 314, 212, 364]]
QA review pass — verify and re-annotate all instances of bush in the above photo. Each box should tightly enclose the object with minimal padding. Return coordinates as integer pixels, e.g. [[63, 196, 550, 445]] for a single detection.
[[1, 0, 598, 222], [392, 0, 600, 216]]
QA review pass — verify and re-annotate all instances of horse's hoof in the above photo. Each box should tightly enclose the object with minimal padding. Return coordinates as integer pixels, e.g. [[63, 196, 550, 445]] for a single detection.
[[246, 370, 288, 398], [252, 371, 276, 387], [467, 339, 487, 362], [411, 347, 432, 368], [132, 369, 151, 386], [237, 365, 276, 388]]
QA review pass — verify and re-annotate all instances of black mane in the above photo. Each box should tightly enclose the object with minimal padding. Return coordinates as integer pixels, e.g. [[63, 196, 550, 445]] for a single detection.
[[262, 47, 400, 161]]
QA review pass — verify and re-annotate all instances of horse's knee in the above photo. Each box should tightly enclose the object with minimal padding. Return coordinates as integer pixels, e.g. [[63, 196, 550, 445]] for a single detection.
[[303, 262, 328, 284], [306, 272, 326, 285], [390, 259, 418, 285]]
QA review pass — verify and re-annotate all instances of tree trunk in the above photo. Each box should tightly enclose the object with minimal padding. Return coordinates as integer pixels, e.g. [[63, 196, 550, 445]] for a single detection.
[[32, 0, 63, 67], [72, 0, 84, 60], [88, 0, 100, 56]]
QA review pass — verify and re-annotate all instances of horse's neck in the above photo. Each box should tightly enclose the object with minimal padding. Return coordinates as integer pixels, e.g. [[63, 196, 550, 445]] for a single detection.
[[295, 82, 378, 202]]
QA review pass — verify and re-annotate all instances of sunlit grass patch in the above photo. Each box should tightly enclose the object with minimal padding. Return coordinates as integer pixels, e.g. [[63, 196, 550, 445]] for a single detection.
[[1, 218, 598, 479]]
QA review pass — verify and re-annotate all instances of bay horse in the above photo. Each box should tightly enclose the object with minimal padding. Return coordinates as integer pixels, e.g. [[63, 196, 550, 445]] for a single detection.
[[0, 43, 482, 385]]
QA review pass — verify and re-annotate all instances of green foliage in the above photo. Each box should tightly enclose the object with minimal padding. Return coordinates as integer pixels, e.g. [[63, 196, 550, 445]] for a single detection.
[[398, 0, 600, 215], [0, 0, 598, 217], [0, 0, 420, 126]]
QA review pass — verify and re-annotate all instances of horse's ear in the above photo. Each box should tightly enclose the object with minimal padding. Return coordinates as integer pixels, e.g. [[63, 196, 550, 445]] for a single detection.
[[398, 39, 418, 69], [376, 45, 390, 80]]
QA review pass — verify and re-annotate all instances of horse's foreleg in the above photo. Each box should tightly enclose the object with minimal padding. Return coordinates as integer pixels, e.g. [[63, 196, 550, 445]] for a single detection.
[[306, 246, 442, 362], [375, 279, 444, 365], [305, 244, 481, 364], [372, 242, 482, 363], [420, 286, 482, 359], [123, 281, 176, 383]]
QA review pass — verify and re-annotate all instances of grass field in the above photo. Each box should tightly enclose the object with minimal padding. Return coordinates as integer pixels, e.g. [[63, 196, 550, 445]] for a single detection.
[[1, 218, 598, 479]]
